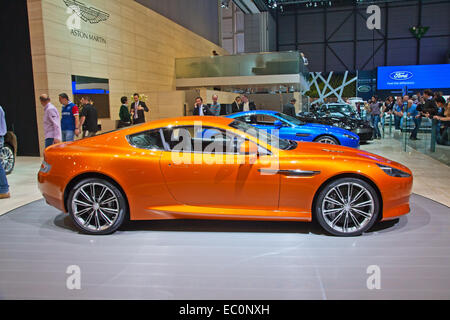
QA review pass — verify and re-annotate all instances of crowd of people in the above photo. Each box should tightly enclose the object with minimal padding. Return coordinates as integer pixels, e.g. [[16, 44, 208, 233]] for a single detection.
[[40, 93, 99, 148], [33, 89, 450, 149], [357, 90, 450, 145], [41, 92, 267, 149], [117, 93, 261, 122], [0, 88, 449, 201], [189, 94, 257, 116]]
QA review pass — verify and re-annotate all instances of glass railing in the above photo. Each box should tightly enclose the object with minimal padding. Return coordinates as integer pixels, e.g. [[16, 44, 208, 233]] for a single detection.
[[375, 112, 450, 166], [175, 51, 309, 79]]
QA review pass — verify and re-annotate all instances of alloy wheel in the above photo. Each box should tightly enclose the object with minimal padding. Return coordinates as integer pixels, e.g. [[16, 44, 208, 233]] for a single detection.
[[1, 145, 14, 174], [321, 182, 375, 234], [71, 182, 120, 232], [317, 137, 337, 145]]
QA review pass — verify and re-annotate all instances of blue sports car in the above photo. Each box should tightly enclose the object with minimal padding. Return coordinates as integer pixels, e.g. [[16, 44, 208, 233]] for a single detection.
[[226, 110, 360, 148]]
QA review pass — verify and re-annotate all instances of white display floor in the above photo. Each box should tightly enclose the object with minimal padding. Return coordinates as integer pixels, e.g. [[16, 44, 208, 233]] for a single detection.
[[0, 194, 449, 299]]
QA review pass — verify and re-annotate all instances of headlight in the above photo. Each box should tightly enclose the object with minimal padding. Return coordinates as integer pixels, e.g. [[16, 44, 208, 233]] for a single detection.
[[343, 134, 358, 140], [40, 160, 52, 173], [376, 163, 411, 178]]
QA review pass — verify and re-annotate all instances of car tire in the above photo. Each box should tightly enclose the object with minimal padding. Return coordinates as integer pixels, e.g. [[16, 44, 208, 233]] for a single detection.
[[1, 143, 15, 175], [314, 135, 338, 145], [67, 178, 127, 235], [314, 177, 380, 237]]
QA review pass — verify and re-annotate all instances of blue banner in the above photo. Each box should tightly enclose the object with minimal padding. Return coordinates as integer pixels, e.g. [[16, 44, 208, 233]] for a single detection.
[[377, 64, 450, 90]]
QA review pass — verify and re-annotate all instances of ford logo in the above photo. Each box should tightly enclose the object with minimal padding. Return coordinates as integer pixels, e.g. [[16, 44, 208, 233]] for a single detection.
[[389, 71, 413, 81]]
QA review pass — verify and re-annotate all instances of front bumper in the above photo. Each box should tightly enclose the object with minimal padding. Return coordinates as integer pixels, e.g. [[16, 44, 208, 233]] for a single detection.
[[354, 127, 373, 141], [341, 137, 360, 148]]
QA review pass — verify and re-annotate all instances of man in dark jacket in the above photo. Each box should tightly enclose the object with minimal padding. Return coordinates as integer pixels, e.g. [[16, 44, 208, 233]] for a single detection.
[[231, 96, 242, 114], [193, 97, 214, 116], [420, 89, 438, 118], [239, 95, 256, 112], [79, 97, 98, 138], [130, 93, 149, 124], [282, 98, 297, 117]]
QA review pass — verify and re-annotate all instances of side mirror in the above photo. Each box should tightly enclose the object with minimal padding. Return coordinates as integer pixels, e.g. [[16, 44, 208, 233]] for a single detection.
[[239, 140, 259, 155]]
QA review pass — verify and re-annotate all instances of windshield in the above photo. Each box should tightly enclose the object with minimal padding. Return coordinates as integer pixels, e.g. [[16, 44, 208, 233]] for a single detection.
[[323, 104, 359, 118], [329, 104, 353, 114], [328, 104, 354, 114], [275, 113, 305, 126], [229, 120, 291, 150]]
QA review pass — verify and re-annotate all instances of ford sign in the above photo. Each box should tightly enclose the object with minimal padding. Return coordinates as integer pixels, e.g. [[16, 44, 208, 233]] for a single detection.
[[389, 71, 413, 81], [378, 64, 450, 90]]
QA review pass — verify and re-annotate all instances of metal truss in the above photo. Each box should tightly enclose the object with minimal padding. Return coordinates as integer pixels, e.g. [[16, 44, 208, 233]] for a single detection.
[[276, 0, 450, 71], [301, 71, 357, 103]]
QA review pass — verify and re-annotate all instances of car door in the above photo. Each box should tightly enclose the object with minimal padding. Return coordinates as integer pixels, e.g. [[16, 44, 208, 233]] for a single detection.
[[159, 125, 280, 211], [271, 114, 316, 142], [284, 124, 315, 142]]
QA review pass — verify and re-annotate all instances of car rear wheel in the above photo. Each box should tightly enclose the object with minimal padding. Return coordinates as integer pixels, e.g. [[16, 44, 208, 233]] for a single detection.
[[68, 178, 127, 235], [315, 135, 338, 145], [314, 178, 379, 236], [1, 144, 15, 175]]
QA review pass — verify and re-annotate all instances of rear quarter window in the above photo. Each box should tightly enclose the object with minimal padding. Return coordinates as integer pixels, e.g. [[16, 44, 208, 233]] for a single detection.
[[127, 129, 165, 150]]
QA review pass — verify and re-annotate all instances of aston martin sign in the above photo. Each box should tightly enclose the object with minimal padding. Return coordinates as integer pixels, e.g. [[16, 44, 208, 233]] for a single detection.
[[63, 0, 109, 45], [63, 0, 109, 24]]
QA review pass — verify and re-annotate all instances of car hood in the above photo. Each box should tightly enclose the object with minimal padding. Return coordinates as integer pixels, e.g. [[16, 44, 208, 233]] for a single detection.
[[285, 141, 410, 171]]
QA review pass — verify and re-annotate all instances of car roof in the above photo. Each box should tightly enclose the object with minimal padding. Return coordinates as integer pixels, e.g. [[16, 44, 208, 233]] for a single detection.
[[110, 116, 235, 136], [143, 116, 233, 128], [228, 110, 278, 117]]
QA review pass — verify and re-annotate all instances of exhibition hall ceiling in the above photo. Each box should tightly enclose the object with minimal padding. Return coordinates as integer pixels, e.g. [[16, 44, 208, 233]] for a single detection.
[[257, 0, 426, 11]]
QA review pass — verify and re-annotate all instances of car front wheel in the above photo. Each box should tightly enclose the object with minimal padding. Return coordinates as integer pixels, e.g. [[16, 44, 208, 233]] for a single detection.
[[315, 177, 380, 236], [67, 178, 127, 235], [315, 135, 338, 145]]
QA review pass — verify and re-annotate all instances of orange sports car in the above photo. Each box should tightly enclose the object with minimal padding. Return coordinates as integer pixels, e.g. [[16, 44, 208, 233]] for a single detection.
[[38, 116, 413, 236]]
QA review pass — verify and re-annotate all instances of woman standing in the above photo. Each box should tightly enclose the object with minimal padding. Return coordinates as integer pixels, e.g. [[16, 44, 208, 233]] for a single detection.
[[118, 96, 131, 128]]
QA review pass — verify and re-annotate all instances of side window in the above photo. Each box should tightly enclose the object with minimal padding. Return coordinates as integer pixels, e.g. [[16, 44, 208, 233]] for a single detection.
[[128, 129, 165, 150], [163, 126, 245, 154], [255, 114, 278, 125], [235, 114, 258, 124], [236, 115, 252, 123]]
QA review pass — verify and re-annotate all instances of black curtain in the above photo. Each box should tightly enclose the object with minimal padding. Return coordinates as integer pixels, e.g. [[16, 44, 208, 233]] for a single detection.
[[0, 0, 40, 156]]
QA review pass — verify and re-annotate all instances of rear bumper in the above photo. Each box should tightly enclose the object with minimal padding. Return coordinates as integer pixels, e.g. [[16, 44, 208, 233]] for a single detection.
[[38, 171, 66, 213]]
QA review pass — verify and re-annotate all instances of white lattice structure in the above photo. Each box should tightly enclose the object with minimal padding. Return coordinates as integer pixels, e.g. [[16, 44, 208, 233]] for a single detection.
[[301, 71, 357, 104]]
